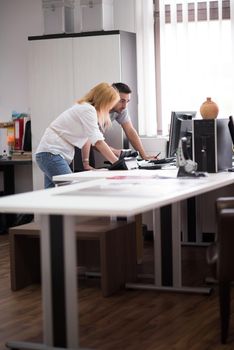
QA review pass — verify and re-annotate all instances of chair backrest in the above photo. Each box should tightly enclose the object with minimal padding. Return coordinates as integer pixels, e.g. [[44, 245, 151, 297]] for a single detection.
[[216, 197, 234, 281], [71, 146, 95, 172]]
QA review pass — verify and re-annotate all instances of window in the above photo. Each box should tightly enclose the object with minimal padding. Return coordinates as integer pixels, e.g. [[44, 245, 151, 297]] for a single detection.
[[155, 0, 234, 135]]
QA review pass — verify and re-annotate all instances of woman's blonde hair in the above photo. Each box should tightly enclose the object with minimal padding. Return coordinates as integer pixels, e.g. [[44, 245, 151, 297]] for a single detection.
[[78, 82, 120, 129]]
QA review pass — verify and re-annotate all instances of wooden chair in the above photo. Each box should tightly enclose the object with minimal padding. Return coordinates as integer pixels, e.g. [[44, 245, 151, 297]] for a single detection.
[[209, 197, 234, 343]]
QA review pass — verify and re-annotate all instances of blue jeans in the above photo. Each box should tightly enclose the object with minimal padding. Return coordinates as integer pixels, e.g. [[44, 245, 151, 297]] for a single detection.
[[36, 152, 72, 188]]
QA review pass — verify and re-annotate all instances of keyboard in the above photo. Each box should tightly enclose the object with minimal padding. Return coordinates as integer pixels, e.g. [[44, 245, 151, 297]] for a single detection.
[[149, 157, 176, 165]]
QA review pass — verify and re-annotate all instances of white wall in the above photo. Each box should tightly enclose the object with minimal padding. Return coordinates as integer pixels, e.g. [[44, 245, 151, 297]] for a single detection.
[[0, 0, 43, 193], [0, 0, 136, 193], [0, 0, 43, 121], [0, 0, 135, 123]]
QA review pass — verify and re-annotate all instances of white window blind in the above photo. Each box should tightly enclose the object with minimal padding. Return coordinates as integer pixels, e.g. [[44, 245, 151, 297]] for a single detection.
[[158, 0, 234, 135]]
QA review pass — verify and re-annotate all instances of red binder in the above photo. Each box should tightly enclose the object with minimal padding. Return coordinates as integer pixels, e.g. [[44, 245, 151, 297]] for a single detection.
[[14, 118, 24, 150]]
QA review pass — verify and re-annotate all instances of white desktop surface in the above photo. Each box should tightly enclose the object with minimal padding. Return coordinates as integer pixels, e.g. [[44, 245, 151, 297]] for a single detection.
[[2, 169, 234, 350], [0, 170, 234, 216]]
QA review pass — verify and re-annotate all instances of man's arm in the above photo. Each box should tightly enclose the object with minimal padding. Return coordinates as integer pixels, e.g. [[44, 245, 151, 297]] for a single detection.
[[121, 121, 150, 160]]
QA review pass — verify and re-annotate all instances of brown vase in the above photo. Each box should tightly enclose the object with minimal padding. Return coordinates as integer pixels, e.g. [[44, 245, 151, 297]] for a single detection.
[[200, 97, 219, 119]]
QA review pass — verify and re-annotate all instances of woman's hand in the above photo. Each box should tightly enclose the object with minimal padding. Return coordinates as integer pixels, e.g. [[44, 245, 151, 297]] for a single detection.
[[82, 159, 95, 171], [95, 140, 118, 164], [83, 163, 95, 171]]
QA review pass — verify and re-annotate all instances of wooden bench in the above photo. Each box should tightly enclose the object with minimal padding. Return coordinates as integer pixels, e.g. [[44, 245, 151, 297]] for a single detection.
[[9, 218, 137, 297]]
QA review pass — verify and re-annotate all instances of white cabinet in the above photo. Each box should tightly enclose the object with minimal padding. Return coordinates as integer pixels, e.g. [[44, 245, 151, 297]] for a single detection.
[[73, 35, 121, 97], [29, 37, 74, 190], [29, 31, 138, 189]]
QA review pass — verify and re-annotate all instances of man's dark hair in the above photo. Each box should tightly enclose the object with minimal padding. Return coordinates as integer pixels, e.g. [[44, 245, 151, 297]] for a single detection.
[[112, 82, 132, 94]]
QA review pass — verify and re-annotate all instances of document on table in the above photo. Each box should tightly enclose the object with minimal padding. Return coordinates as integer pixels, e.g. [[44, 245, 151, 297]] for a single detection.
[[55, 175, 208, 198]]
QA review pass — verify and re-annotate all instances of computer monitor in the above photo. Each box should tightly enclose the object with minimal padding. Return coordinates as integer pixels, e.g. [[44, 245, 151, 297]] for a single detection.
[[168, 111, 197, 157]]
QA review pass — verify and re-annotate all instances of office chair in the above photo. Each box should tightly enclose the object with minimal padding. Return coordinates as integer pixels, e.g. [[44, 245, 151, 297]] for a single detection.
[[72, 146, 95, 172], [208, 197, 234, 344]]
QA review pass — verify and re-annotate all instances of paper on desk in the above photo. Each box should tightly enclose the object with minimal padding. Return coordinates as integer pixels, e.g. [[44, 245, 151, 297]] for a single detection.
[[106, 175, 158, 180]]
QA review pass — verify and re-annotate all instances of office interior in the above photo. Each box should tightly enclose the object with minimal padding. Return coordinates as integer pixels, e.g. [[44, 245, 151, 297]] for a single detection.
[[1, 1, 234, 349]]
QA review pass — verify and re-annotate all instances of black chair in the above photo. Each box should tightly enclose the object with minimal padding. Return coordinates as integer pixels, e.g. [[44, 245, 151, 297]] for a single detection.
[[209, 197, 234, 343], [72, 146, 95, 172]]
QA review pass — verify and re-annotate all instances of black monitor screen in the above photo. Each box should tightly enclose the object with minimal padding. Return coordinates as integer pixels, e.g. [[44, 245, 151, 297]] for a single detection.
[[168, 111, 197, 157]]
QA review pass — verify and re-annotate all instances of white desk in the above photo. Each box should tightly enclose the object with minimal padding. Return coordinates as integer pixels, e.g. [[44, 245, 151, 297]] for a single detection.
[[53, 168, 234, 293], [1, 170, 234, 349]]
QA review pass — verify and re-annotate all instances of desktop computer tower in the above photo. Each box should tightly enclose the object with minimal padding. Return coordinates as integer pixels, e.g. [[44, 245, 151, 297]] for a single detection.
[[192, 118, 233, 172]]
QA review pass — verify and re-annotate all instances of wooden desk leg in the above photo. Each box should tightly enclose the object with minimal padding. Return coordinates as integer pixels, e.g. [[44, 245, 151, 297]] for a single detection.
[[100, 229, 124, 297], [9, 234, 40, 291], [100, 222, 137, 297], [127, 215, 143, 264]]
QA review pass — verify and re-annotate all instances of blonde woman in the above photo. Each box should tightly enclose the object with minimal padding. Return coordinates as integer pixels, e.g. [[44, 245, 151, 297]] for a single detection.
[[35, 82, 119, 188]]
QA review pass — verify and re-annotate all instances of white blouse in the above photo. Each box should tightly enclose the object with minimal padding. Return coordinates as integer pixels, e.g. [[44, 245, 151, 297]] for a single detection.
[[36, 103, 104, 163]]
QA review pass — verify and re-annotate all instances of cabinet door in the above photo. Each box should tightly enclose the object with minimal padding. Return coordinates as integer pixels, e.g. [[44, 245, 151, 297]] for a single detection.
[[73, 35, 123, 166], [29, 38, 74, 190], [73, 35, 121, 96]]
